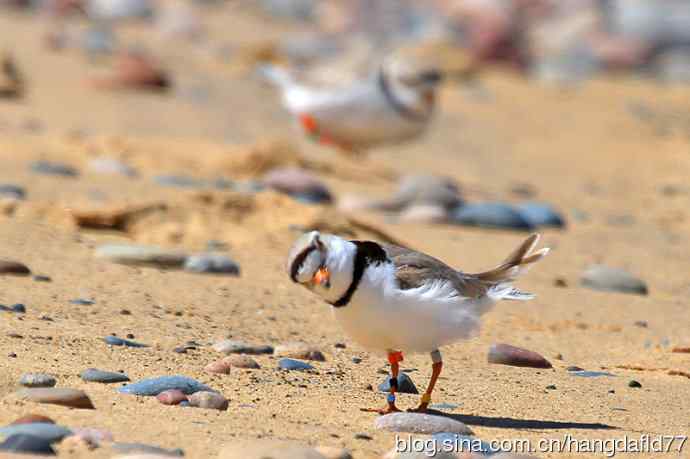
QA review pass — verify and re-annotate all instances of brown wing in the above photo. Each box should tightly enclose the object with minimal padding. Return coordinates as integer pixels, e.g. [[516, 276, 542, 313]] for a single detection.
[[381, 244, 489, 298]]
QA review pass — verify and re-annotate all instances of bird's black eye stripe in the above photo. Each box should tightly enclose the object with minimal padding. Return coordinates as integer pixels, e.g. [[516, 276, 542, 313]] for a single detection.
[[290, 246, 315, 282]]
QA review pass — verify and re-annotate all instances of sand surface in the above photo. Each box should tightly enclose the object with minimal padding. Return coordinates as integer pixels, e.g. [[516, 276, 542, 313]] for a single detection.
[[0, 7, 689, 459]]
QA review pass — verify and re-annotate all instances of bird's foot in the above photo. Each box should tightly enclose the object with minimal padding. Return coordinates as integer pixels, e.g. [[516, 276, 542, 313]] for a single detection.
[[360, 403, 401, 415], [406, 402, 430, 413], [407, 394, 431, 413]]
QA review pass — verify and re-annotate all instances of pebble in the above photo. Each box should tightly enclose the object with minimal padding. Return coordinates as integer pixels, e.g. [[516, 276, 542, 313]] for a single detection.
[[118, 375, 213, 396], [487, 343, 553, 369], [0, 303, 26, 313], [80, 368, 130, 383], [581, 265, 648, 295], [33, 275, 52, 282], [278, 358, 314, 371], [353, 433, 372, 440], [0, 423, 72, 443], [0, 184, 26, 200], [223, 355, 260, 369], [672, 346, 690, 353], [274, 342, 325, 361], [156, 389, 188, 405], [546, 384, 557, 390], [570, 371, 615, 378], [184, 254, 240, 275], [187, 391, 229, 411], [451, 202, 534, 231], [205, 355, 260, 374], [104, 335, 149, 348], [391, 175, 463, 211], [0, 434, 56, 455], [262, 167, 332, 204], [628, 380, 642, 388], [634, 320, 649, 328], [70, 298, 95, 305], [153, 174, 205, 188], [374, 412, 473, 435], [516, 202, 566, 228], [205, 359, 232, 375], [0, 259, 31, 275], [566, 366, 585, 372], [378, 373, 418, 394], [88, 157, 137, 177], [95, 244, 188, 268], [19, 373, 57, 388], [111, 442, 184, 457], [17, 388, 95, 409], [10, 414, 55, 425], [30, 160, 79, 177], [217, 440, 328, 459], [212, 340, 273, 355]]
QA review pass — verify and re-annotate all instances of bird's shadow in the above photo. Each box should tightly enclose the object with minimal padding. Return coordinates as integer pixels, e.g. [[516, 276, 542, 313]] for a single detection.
[[425, 409, 617, 431]]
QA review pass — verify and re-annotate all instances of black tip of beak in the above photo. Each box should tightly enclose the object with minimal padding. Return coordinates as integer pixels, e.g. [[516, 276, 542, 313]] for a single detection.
[[421, 70, 444, 84]]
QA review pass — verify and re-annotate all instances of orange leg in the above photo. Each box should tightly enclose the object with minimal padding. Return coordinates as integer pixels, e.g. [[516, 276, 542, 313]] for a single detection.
[[409, 350, 443, 413], [361, 351, 403, 414]]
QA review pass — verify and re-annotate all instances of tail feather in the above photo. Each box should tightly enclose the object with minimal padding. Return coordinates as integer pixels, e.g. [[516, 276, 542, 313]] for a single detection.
[[474, 234, 549, 301]]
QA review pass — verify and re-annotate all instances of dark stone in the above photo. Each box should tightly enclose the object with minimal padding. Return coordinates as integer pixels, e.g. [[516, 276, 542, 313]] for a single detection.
[[0, 184, 26, 200], [0, 434, 56, 455], [628, 380, 642, 388], [378, 373, 418, 394], [30, 160, 78, 177], [451, 202, 534, 231], [70, 298, 95, 305], [104, 335, 148, 347], [277, 358, 314, 371], [517, 202, 566, 228], [80, 368, 130, 383]]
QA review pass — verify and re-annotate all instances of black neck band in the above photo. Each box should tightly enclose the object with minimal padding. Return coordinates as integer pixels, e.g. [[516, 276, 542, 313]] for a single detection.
[[378, 69, 428, 123], [331, 241, 388, 308]]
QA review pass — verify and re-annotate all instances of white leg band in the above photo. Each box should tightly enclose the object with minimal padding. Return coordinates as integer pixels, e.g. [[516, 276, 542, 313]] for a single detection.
[[431, 349, 442, 364]]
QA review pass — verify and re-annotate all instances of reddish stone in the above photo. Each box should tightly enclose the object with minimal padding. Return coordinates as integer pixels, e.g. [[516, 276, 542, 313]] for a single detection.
[[10, 413, 56, 425], [156, 389, 187, 405]]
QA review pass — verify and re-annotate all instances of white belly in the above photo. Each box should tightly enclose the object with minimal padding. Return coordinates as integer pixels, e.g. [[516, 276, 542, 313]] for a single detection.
[[332, 264, 491, 354]]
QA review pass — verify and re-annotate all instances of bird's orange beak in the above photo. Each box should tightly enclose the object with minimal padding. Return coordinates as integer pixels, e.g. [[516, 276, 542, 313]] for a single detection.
[[312, 266, 330, 286]]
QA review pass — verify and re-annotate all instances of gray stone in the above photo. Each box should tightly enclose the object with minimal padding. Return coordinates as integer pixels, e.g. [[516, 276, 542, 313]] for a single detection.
[[375, 412, 473, 435], [104, 335, 148, 347], [0, 434, 56, 455], [30, 160, 78, 177], [0, 184, 26, 200], [278, 358, 314, 371], [118, 375, 213, 396], [452, 202, 534, 231], [581, 265, 648, 295], [19, 373, 57, 388], [95, 244, 188, 268], [212, 340, 273, 355], [184, 254, 240, 275], [80, 368, 130, 383], [0, 423, 72, 443]]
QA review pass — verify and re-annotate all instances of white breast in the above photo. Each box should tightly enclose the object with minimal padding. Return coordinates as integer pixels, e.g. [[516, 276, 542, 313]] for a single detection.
[[332, 263, 492, 354]]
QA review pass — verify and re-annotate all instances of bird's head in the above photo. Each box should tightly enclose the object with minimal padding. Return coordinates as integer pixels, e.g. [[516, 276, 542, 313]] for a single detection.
[[286, 231, 356, 304]]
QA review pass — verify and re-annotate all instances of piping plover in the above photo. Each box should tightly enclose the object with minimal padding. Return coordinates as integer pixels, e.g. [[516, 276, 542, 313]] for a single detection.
[[287, 231, 549, 413], [260, 58, 442, 153]]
